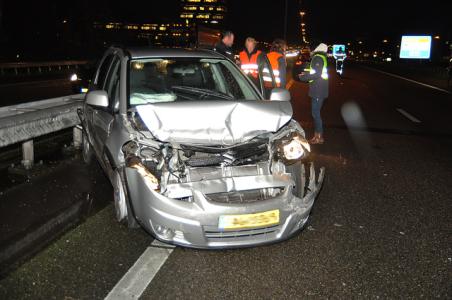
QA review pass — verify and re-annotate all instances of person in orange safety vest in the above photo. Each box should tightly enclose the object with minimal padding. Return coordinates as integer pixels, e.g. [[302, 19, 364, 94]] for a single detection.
[[266, 39, 287, 88], [239, 37, 264, 81]]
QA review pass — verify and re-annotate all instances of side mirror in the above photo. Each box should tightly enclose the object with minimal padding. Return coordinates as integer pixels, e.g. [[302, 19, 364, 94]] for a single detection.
[[86, 90, 109, 108], [270, 88, 291, 101]]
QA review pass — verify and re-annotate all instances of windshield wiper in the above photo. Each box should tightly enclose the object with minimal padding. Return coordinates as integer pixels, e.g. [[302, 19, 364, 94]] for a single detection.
[[171, 86, 234, 100]]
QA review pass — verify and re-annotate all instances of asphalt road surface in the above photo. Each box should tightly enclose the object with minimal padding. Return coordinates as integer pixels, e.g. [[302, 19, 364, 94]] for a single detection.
[[0, 64, 451, 299]]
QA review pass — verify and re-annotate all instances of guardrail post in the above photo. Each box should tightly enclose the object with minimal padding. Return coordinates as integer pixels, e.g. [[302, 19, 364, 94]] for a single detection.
[[21, 140, 34, 170], [73, 126, 82, 149]]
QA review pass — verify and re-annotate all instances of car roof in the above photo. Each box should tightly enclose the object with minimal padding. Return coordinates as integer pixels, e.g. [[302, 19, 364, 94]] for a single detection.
[[124, 47, 226, 60]]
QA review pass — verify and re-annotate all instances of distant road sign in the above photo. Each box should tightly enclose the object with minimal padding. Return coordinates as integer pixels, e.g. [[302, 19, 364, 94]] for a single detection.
[[332, 45, 346, 59], [399, 36, 432, 59]]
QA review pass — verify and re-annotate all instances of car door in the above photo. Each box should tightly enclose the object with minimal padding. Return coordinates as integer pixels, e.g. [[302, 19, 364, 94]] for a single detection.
[[91, 55, 121, 157], [256, 55, 277, 99], [85, 53, 115, 155]]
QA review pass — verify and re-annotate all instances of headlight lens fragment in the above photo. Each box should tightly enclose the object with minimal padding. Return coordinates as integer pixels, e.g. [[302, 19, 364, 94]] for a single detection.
[[276, 133, 311, 163]]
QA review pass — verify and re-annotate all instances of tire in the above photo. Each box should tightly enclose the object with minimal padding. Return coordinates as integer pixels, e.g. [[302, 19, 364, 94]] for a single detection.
[[286, 161, 306, 198], [82, 131, 94, 164], [113, 169, 139, 229]]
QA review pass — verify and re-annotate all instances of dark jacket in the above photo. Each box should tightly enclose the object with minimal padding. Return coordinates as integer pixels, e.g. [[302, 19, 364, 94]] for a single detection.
[[277, 55, 287, 88], [299, 52, 329, 99], [214, 41, 235, 61]]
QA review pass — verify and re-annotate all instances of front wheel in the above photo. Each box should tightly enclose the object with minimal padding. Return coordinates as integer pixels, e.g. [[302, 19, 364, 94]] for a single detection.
[[82, 131, 94, 164], [113, 169, 139, 228]]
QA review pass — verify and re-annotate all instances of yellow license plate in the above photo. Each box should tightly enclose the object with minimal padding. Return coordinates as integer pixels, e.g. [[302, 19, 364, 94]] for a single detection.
[[218, 209, 280, 230]]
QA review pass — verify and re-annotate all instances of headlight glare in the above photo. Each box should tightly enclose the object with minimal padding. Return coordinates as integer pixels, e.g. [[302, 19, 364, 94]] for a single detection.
[[70, 73, 78, 81], [283, 140, 304, 160], [275, 133, 310, 163], [294, 136, 311, 153]]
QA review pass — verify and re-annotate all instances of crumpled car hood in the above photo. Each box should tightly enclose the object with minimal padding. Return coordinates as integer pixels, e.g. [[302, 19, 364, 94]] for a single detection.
[[136, 100, 293, 145]]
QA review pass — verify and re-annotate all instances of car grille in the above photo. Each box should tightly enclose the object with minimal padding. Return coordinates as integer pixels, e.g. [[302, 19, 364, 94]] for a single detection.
[[206, 188, 283, 204], [204, 225, 279, 240], [183, 138, 269, 167]]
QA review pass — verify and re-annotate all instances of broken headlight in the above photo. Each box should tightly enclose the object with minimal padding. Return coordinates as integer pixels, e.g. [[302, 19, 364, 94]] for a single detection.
[[127, 157, 160, 191], [275, 132, 311, 164]]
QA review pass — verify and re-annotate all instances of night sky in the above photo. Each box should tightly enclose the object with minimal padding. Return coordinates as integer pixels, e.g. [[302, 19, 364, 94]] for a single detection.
[[0, 0, 450, 59]]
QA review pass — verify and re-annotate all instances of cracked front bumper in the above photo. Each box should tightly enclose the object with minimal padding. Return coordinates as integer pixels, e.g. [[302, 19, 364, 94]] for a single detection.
[[125, 163, 325, 249]]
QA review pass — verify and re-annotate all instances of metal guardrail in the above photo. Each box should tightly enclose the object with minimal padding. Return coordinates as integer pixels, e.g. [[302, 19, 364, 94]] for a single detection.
[[0, 94, 85, 169], [0, 61, 89, 77]]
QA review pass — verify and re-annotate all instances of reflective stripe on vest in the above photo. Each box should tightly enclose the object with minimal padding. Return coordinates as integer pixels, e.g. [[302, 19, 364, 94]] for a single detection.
[[241, 63, 259, 75], [267, 51, 284, 87], [262, 68, 280, 76], [309, 54, 328, 82]]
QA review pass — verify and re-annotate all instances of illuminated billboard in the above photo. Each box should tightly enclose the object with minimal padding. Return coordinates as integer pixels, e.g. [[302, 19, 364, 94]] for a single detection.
[[332, 44, 346, 56], [399, 36, 432, 59]]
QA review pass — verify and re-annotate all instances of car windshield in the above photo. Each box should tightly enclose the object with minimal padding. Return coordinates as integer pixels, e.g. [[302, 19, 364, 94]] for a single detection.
[[128, 57, 260, 105]]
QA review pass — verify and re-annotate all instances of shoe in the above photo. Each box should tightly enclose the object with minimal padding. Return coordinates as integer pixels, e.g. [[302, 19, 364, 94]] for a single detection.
[[309, 133, 324, 145]]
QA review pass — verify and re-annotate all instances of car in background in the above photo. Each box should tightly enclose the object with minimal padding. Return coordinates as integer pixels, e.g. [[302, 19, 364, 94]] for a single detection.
[[79, 46, 324, 248], [285, 49, 300, 58], [294, 48, 311, 67], [70, 62, 95, 94]]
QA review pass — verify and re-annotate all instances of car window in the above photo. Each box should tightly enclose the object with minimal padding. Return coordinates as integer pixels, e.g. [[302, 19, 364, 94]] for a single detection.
[[106, 58, 121, 111], [96, 54, 115, 90], [128, 58, 260, 106]]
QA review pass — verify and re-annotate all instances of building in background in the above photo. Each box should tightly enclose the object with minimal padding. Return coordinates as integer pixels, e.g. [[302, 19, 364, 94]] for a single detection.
[[92, 0, 229, 48], [92, 22, 193, 47], [180, 0, 227, 26]]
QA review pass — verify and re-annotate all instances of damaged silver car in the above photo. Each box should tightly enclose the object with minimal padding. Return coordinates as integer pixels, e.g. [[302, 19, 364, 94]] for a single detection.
[[79, 47, 324, 248]]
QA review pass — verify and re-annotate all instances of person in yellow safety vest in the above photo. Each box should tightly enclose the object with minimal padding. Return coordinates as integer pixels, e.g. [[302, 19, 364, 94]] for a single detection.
[[266, 39, 287, 88], [239, 37, 263, 81], [298, 43, 329, 144]]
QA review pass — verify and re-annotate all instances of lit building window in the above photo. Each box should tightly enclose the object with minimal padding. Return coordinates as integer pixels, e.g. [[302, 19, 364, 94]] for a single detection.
[[181, 0, 226, 24], [180, 13, 194, 18]]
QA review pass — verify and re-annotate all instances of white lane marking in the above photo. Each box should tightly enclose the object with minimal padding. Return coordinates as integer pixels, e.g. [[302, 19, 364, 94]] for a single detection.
[[364, 67, 451, 95], [286, 79, 295, 90], [396, 108, 422, 123], [105, 240, 175, 300]]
